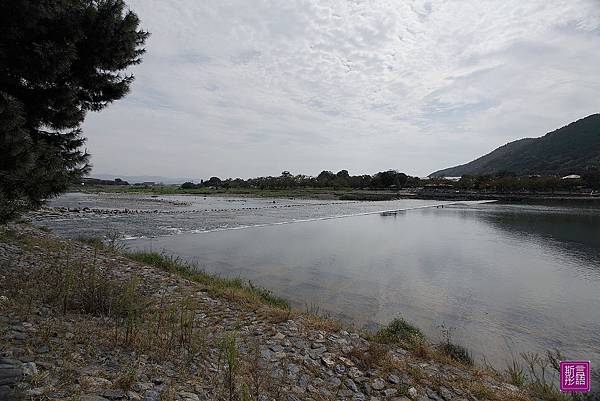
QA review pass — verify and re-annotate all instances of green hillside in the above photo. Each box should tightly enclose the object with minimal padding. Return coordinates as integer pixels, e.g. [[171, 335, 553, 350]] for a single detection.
[[430, 114, 600, 177]]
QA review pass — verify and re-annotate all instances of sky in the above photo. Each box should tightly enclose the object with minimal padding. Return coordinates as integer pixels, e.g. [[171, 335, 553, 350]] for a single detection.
[[84, 0, 600, 179]]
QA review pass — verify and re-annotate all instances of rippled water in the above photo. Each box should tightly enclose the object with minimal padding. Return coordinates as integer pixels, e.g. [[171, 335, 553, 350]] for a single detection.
[[33, 192, 600, 386]]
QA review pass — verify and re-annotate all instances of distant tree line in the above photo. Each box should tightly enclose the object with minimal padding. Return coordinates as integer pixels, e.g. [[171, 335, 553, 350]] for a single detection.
[[181, 168, 600, 192], [450, 170, 600, 192], [181, 170, 419, 190]]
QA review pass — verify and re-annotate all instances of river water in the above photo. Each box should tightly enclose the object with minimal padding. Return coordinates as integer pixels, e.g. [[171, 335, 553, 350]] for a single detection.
[[32, 192, 600, 386]]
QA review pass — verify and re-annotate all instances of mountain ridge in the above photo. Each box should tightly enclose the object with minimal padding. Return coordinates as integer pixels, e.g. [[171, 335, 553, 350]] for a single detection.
[[430, 114, 600, 177]]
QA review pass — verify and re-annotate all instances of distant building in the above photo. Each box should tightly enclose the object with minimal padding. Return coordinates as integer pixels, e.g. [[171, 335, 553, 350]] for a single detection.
[[561, 174, 581, 180]]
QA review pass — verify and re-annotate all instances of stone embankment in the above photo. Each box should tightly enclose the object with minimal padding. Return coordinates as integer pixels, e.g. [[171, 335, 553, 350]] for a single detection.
[[0, 224, 532, 401]]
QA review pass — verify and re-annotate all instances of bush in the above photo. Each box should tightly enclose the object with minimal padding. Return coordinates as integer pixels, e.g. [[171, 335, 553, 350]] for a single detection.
[[374, 317, 425, 345], [439, 342, 473, 365]]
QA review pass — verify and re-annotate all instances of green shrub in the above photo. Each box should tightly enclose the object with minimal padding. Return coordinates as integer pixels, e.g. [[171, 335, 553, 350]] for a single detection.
[[374, 317, 424, 345], [439, 342, 473, 365]]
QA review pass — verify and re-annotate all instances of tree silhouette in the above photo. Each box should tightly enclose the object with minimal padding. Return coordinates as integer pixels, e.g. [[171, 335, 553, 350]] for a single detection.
[[0, 0, 149, 221]]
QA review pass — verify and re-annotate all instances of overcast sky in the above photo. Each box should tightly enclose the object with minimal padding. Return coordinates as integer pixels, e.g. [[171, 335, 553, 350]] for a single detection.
[[85, 0, 600, 179]]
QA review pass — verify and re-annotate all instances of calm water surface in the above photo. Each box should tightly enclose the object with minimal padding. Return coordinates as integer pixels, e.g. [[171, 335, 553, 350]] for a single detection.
[[35, 193, 600, 383]]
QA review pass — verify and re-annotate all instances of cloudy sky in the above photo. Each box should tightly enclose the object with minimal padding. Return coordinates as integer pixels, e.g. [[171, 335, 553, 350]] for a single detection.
[[84, 0, 600, 179]]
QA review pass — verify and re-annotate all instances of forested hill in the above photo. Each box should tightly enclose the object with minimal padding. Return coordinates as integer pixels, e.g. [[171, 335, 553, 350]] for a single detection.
[[430, 114, 600, 177]]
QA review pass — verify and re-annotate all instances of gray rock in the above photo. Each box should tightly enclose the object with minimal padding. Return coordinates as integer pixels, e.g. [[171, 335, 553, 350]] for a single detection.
[[407, 387, 417, 398], [287, 363, 300, 376], [346, 378, 359, 392], [328, 377, 341, 387], [352, 393, 366, 401], [439, 386, 454, 400], [22, 362, 37, 378], [79, 396, 110, 401], [335, 364, 346, 374], [179, 392, 200, 401], [101, 388, 126, 399], [371, 378, 385, 390], [321, 356, 335, 368], [270, 344, 283, 352], [142, 389, 161, 401], [426, 388, 442, 400], [383, 388, 397, 397], [388, 374, 400, 384], [298, 374, 310, 388]]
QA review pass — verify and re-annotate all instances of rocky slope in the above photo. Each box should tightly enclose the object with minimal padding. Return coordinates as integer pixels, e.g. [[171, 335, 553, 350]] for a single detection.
[[0, 224, 532, 401]]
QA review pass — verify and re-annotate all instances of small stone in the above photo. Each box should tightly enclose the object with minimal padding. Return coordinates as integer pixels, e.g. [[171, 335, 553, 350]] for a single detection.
[[383, 388, 397, 397], [79, 396, 109, 401], [65, 332, 75, 340], [26, 387, 45, 397], [142, 389, 161, 401], [127, 391, 142, 401], [388, 374, 399, 384], [273, 332, 285, 340], [21, 362, 37, 378], [348, 367, 363, 379], [335, 364, 346, 374], [352, 393, 366, 401], [270, 344, 283, 352], [346, 378, 359, 392], [298, 374, 310, 388], [339, 356, 355, 367], [178, 392, 200, 401], [407, 387, 417, 398], [36, 345, 50, 354], [101, 388, 126, 399], [287, 363, 300, 376], [328, 377, 341, 387], [371, 378, 385, 391], [439, 386, 453, 399], [321, 356, 335, 367]]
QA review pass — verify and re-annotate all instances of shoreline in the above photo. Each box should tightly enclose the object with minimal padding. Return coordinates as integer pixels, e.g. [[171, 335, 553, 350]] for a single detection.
[[0, 223, 553, 401], [72, 186, 600, 204]]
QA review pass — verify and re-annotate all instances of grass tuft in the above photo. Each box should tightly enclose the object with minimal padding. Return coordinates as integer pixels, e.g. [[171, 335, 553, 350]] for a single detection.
[[438, 342, 473, 365], [374, 317, 425, 346]]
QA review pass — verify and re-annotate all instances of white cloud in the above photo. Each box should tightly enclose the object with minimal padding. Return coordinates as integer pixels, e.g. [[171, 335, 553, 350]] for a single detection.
[[83, 0, 600, 178]]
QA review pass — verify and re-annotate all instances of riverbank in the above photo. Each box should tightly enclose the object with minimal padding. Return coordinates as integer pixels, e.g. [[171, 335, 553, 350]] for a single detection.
[[0, 224, 562, 401], [75, 185, 600, 204]]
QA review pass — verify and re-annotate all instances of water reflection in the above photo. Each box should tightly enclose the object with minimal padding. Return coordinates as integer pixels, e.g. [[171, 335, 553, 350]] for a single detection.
[[127, 203, 600, 378]]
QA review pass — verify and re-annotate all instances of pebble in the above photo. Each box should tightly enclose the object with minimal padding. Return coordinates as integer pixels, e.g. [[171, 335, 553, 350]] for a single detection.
[[345, 378, 359, 392], [371, 378, 385, 391], [79, 396, 109, 401]]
